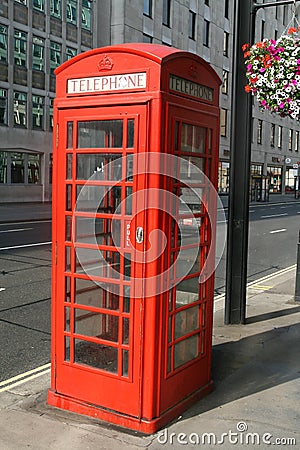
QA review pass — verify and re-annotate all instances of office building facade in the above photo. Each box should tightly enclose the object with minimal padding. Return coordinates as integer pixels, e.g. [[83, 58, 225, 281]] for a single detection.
[[0, 0, 298, 202]]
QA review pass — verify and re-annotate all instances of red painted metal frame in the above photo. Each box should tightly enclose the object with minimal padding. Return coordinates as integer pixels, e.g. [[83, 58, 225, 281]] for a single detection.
[[48, 43, 221, 433]]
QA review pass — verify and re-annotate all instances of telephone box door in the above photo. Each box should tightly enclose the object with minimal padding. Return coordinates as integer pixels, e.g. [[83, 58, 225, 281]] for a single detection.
[[53, 104, 147, 416]]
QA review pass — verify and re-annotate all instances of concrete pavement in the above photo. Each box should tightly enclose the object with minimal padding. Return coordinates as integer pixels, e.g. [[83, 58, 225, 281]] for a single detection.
[[0, 198, 300, 448], [0, 267, 299, 449]]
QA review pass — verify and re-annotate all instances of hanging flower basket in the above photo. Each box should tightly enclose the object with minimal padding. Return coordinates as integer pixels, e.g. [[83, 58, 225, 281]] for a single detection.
[[243, 28, 300, 119]]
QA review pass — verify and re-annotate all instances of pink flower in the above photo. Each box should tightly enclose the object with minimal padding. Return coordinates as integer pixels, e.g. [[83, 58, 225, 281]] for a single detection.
[[261, 99, 267, 106], [279, 102, 285, 109]]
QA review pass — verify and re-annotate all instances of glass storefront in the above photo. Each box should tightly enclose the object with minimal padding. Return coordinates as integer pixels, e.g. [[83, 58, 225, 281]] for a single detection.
[[218, 161, 229, 193], [267, 165, 282, 193]]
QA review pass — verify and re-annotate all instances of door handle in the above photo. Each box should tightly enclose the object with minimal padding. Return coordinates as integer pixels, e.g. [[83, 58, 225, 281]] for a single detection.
[[136, 226, 144, 244]]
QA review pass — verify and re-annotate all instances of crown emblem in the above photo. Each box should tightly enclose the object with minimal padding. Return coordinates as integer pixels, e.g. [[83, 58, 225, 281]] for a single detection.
[[188, 63, 198, 79], [98, 55, 114, 71]]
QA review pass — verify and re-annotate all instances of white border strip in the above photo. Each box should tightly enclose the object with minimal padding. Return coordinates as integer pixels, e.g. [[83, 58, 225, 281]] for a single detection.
[[214, 264, 296, 308], [0, 242, 51, 251]]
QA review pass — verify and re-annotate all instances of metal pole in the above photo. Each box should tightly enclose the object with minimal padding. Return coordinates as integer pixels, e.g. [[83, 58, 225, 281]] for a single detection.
[[295, 230, 300, 302], [225, 0, 252, 325], [225, 0, 299, 324]]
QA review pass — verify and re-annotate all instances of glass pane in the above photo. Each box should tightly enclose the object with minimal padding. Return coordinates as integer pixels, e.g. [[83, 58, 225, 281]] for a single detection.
[[176, 247, 200, 278], [66, 154, 72, 179], [64, 307, 70, 332], [126, 154, 133, 181], [123, 317, 129, 344], [181, 124, 206, 153], [11, 152, 24, 183], [123, 286, 130, 312], [175, 278, 199, 308], [78, 120, 123, 148], [14, 30, 27, 67], [13, 92, 27, 128], [75, 217, 113, 246], [76, 185, 122, 214], [64, 337, 70, 362], [126, 187, 132, 215], [76, 153, 122, 180], [75, 339, 118, 373], [75, 278, 119, 310], [124, 253, 131, 280], [32, 95, 44, 129], [75, 248, 121, 279], [67, 122, 73, 148], [66, 216, 71, 241], [65, 276, 71, 302], [66, 184, 72, 210], [28, 154, 40, 184], [174, 334, 199, 369], [0, 90, 7, 125], [180, 156, 205, 181], [75, 309, 119, 342], [122, 350, 129, 377], [127, 119, 134, 147], [175, 305, 200, 339], [65, 246, 71, 271]]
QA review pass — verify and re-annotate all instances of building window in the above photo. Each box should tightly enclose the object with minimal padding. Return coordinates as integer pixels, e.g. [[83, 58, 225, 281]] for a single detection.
[[142, 34, 153, 43], [82, 0, 92, 31], [223, 32, 229, 56], [28, 154, 40, 184], [289, 129, 293, 151], [67, 0, 77, 25], [257, 119, 262, 144], [274, 29, 278, 41], [221, 109, 227, 137], [0, 26, 8, 62], [295, 131, 299, 152], [270, 123, 275, 147], [32, 36, 45, 71], [0, 89, 7, 125], [33, 0, 44, 12], [261, 20, 265, 41], [14, 92, 27, 127], [50, 41, 62, 75], [11, 152, 25, 183], [163, 0, 171, 27], [283, 5, 288, 25], [278, 125, 282, 148], [275, 6, 278, 19], [222, 70, 228, 94], [49, 98, 54, 129], [144, 0, 152, 17], [66, 47, 76, 61], [50, 0, 61, 18], [204, 0, 209, 5], [14, 30, 27, 67], [203, 20, 210, 47], [225, 0, 229, 19], [0, 151, 41, 185], [32, 95, 44, 129], [15, 0, 27, 4], [189, 11, 196, 40], [0, 152, 7, 183]]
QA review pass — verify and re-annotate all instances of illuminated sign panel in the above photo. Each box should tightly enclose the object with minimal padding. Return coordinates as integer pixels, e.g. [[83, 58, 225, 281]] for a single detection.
[[169, 74, 213, 102], [67, 72, 147, 94]]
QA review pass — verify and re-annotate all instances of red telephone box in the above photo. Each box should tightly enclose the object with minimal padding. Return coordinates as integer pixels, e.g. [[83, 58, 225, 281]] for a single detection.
[[48, 43, 221, 433]]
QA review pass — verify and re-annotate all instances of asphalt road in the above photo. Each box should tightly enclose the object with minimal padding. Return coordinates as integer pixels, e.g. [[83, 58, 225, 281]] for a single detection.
[[0, 202, 299, 382]]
